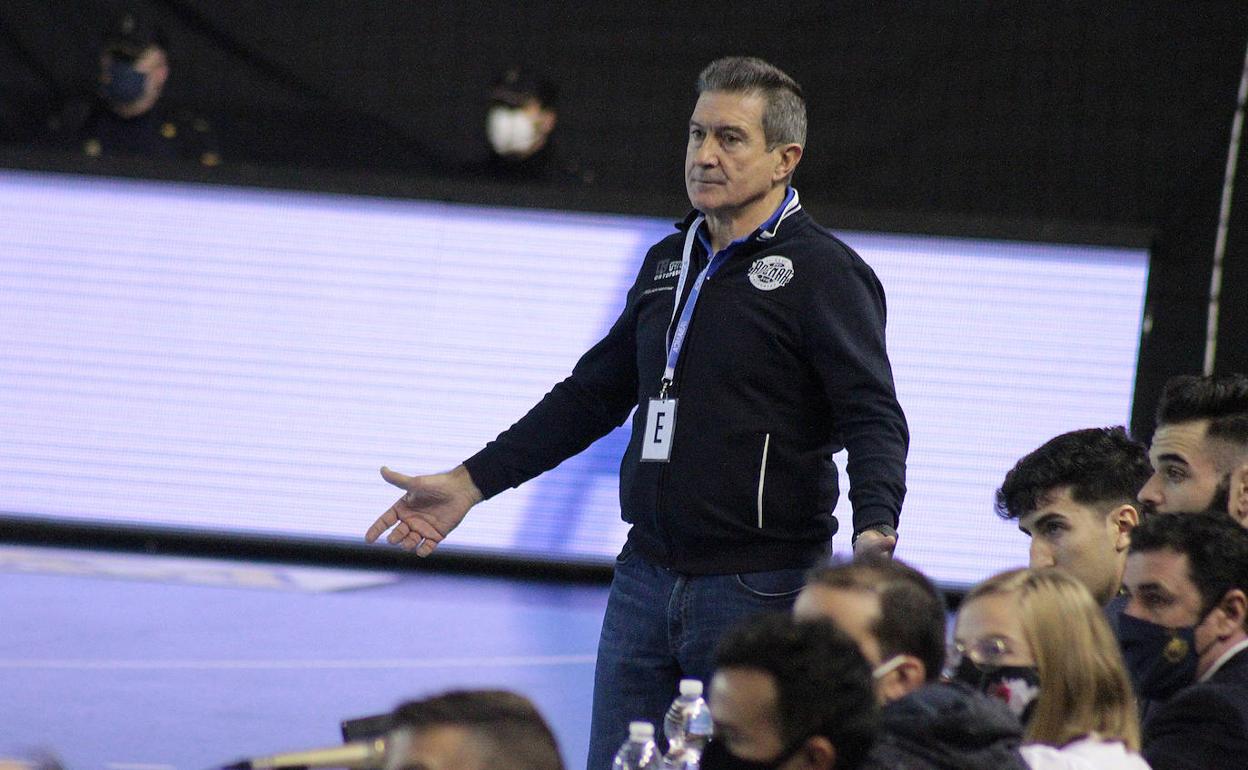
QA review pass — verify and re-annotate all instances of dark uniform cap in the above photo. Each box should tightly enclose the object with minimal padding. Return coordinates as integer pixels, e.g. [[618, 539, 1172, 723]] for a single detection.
[[103, 11, 167, 61], [490, 67, 559, 109]]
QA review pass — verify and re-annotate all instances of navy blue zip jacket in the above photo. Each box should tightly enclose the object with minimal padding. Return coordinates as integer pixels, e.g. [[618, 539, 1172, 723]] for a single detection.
[[464, 192, 908, 574]]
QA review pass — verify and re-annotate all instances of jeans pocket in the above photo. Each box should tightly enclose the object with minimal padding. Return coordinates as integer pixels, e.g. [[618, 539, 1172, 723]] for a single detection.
[[733, 566, 808, 599]]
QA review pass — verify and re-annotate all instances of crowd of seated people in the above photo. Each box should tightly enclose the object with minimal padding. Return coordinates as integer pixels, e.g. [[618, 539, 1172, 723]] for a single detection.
[[84, 370, 1228, 770], [277, 373, 1245, 770]]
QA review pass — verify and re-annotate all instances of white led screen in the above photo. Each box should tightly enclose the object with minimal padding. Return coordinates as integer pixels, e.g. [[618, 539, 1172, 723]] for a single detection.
[[0, 170, 1148, 587]]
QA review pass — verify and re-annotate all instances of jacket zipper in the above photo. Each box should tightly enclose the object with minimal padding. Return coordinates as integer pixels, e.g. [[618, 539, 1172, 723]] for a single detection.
[[757, 433, 771, 528]]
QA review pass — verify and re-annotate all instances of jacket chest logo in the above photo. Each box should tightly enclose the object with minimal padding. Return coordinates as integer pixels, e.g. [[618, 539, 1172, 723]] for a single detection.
[[748, 255, 794, 291], [654, 259, 683, 281]]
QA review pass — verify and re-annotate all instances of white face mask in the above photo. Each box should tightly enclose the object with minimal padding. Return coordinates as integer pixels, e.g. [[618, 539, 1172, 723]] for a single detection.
[[487, 106, 539, 157], [872, 654, 907, 680]]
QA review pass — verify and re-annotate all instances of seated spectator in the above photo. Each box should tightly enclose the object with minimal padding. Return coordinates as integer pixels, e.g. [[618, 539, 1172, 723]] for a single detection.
[[1139, 373, 1248, 525], [45, 11, 220, 166], [1119, 513, 1248, 770], [705, 613, 877, 770], [794, 560, 1029, 770], [954, 568, 1148, 769], [994, 426, 1150, 620], [468, 66, 592, 184], [384, 689, 563, 770]]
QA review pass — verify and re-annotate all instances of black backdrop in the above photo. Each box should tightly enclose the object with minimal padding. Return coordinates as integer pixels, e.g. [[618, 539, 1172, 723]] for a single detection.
[[2, 0, 1246, 438]]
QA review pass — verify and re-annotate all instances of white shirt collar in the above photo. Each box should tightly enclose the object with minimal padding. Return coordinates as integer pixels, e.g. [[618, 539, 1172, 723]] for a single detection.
[[1199, 637, 1248, 682]]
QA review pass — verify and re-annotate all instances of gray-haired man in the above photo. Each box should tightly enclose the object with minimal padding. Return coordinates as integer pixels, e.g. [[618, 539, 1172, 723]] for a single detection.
[[366, 56, 909, 769]]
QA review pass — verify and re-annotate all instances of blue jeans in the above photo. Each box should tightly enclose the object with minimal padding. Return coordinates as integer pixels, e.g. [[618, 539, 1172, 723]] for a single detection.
[[586, 544, 808, 770]]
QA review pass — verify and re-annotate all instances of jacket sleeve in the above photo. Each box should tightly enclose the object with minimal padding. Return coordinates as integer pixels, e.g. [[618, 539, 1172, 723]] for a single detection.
[[802, 245, 909, 534], [461, 265, 644, 500]]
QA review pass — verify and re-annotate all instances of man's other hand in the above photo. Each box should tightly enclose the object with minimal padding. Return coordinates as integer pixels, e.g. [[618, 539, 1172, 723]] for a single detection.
[[852, 528, 898, 560], [365, 464, 483, 557]]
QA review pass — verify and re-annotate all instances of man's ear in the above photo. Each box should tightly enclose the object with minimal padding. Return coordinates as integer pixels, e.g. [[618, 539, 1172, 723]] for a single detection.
[[878, 655, 926, 704], [772, 143, 803, 183], [1213, 588, 1247, 639], [148, 49, 170, 92], [1110, 504, 1140, 551], [536, 108, 557, 137], [1229, 461, 1248, 527], [799, 735, 836, 770]]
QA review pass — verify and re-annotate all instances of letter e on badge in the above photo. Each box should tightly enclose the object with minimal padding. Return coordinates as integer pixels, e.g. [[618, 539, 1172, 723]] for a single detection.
[[641, 398, 677, 462]]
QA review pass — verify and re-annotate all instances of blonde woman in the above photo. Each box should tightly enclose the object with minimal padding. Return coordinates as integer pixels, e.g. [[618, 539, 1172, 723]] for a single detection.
[[951, 567, 1149, 770]]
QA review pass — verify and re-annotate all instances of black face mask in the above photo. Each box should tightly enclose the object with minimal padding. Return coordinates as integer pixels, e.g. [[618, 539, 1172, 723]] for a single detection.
[[700, 736, 806, 770], [951, 656, 1042, 722], [1117, 612, 1202, 701], [101, 60, 147, 105]]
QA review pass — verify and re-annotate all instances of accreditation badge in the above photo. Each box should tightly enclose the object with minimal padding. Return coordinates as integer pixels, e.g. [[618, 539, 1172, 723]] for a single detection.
[[640, 397, 677, 462]]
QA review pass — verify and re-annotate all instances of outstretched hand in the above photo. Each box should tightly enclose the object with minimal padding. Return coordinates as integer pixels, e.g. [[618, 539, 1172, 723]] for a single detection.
[[365, 465, 483, 557]]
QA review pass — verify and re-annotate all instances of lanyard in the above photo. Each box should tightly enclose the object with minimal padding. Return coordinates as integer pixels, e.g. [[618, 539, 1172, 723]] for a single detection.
[[661, 215, 730, 398]]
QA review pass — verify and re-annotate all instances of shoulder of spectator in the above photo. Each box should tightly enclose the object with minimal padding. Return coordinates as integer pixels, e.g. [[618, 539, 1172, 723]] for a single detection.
[[1144, 680, 1248, 738]]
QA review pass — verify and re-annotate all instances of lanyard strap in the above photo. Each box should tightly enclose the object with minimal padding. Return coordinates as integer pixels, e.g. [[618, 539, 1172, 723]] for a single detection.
[[662, 215, 729, 397]]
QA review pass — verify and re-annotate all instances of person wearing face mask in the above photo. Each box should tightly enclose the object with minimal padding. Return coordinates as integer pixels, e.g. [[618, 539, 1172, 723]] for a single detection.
[[953, 568, 1149, 770], [45, 11, 221, 166], [705, 613, 878, 770], [1118, 512, 1248, 770], [470, 67, 592, 184], [793, 559, 1029, 770]]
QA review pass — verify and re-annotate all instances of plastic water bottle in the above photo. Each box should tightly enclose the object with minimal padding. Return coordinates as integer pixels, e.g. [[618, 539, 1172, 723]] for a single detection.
[[613, 721, 661, 770], [662, 679, 713, 769]]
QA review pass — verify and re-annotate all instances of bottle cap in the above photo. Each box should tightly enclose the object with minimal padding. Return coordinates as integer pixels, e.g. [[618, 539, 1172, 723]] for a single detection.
[[629, 721, 655, 740], [679, 679, 703, 697]]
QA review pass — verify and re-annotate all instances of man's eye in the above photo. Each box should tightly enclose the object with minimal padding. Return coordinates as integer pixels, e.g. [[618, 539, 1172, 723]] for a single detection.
[[1041, 522, 1064, 536], [1165, 466, 1187, 482]]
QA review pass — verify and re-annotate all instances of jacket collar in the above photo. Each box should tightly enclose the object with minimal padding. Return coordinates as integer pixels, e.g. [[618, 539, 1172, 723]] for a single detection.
[[1200, 637, 1248, 683], [677, 187, 805, 245]]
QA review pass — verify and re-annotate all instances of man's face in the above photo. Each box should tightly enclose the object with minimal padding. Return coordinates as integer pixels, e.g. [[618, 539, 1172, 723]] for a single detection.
[[98, 45, 169, 117], [793, 585, 883, 664], [1122, 548, 1224, 677], [709, 667, 793, 766], [486, 97, 556, 159], [1140, 420, 1227, 515], [793, 585, 898, 704], [1017, 486, 1132, 606], [685, 90, 784, 218], [388, 725, 485, 770]]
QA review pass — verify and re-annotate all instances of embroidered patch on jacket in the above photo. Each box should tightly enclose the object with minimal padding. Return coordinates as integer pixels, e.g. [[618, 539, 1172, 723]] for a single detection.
[[747, 255, 795, 291], [654, 259, 683, 281]]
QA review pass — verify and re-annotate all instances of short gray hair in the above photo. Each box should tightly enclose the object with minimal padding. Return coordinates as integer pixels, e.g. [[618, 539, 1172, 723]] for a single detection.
[[697, 56, 807, 148]]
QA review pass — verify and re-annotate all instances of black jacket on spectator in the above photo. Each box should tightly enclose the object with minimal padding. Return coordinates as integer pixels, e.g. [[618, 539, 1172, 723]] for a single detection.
[[467, 142, 592, 185], [862, 682, 1030, 770], [1142, 645, 1248, 770]]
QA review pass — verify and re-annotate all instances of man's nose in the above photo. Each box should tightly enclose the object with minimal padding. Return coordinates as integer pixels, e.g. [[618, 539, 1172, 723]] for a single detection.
[[1029, 539, 1055, 569], [1138, 473, 1162, 507], [694, 137, 719, 166]]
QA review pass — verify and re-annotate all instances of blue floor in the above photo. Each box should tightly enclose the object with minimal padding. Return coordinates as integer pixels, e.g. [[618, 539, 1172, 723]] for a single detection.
[[0, 550, 608, 770]]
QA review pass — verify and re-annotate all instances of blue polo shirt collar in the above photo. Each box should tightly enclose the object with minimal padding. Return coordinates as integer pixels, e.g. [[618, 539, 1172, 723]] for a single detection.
[[694, 187, 802, 260]]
